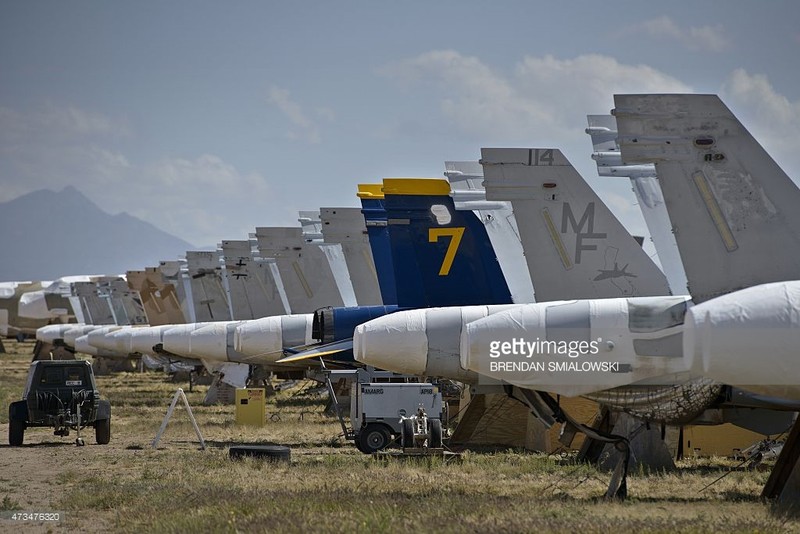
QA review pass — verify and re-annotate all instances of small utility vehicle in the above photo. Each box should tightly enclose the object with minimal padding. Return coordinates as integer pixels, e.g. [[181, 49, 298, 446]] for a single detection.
[[8, 360, 111, 446]]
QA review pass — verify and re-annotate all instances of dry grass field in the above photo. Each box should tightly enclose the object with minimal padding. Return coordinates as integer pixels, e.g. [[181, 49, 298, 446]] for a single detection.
[[1, 339, 799, 533]]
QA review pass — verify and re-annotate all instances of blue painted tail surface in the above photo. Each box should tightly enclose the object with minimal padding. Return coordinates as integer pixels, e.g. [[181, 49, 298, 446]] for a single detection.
[[358, 185, 398, 306], [382, 179, 512, 308]]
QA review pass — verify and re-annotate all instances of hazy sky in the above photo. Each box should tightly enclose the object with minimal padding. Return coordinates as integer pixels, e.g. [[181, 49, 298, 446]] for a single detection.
[[2, 1, 799, 248]]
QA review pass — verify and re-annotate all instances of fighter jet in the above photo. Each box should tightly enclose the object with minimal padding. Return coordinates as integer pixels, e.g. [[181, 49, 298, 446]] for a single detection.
[[609, 94, 800, 401], [593, 262, 637, 282]]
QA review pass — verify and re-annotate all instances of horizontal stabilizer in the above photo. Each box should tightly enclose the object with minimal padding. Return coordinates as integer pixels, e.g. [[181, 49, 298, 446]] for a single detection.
[[277, 338, 354, 364]]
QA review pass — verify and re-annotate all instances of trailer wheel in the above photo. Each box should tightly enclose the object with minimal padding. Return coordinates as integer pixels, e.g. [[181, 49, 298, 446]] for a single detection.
[[358, 424, 391, 454], [9, 420, 24, 446], [429, 418, 443, 448], [401, 418, 415, 448]]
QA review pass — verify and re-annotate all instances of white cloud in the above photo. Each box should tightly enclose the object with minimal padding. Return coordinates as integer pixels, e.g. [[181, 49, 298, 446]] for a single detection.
[[267, 85, 326, 143], [0, 102, 130, 144], [634, 16, 729, 52], [128, 155, 271, 246], [0, 102, 273, 247], [721, 68, 800, 178], [379, 50, 691, 143], [0, 104, 132, 202]]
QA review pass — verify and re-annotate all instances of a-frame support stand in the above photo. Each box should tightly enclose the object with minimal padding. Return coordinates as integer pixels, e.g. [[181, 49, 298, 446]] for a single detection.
[[152, 388, 206, 450]]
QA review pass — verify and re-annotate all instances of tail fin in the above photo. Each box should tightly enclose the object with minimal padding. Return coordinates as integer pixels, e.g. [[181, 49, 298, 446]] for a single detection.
[[586, 115, 689, 295], [297, 211, 359, 307], [320, 207, 383, 306], [220, 240, 288, 320], [614, 94, 800, 302], [382, 178, 512, 308], [358, 184, 398, 305], [126, 268, 187, 326], [446, 161, 536, 304], [480, 148, 671, 301], [298, 210, 324, 240], [254, 227, 351, 313], [102, 279, 147, 326], [72, 280, 116, 325], [185, 251, 232, 322], [158, 260, 192, 322]]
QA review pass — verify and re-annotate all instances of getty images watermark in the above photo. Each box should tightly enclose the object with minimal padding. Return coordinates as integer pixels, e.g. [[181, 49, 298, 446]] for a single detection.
[[487, 337, 623, 373]]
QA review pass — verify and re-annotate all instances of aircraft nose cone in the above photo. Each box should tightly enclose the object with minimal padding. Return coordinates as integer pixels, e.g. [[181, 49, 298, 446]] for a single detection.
[[63, 325, 101, 347], [129, 325, 172, 355], [87, 326, 124, 352], [189, 322, 238, 361], [86, 326, 121, 350], [105, 327, 135, 353], [74, 334, 99, 356], [162, 323, 212, 357], [36, 324, 78, 343], [234, 316, 283, 357], [234, 314, 313, 363], [353, 309, 429, 375]]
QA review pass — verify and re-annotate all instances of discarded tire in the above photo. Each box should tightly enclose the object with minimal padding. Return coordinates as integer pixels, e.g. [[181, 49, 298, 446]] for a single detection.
[[229, 445, 291, 462]]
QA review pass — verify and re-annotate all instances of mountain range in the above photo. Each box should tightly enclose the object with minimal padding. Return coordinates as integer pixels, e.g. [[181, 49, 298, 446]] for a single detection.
[[0, 186, 197, 281]]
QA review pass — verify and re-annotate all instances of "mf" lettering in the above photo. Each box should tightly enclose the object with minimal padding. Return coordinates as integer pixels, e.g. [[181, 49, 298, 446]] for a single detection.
[[561, 202, 607, 264]]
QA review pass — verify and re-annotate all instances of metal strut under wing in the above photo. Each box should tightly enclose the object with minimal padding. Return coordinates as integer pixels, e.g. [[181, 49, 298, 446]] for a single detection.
[[505, 386, 631, 500]]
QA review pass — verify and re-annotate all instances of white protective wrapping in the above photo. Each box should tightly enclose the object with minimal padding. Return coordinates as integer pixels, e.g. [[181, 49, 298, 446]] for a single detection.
[[105, 327, 141, 354], [75, 333, 128, 358], [128, 325, 174, 355], [162, 322, 217, 357], [353, 310, 429, 375], [234, 316, 283, 356], [188, 321, 245, 361], [232, 314, 314, 362], [684, 280, 800, 398], [63, 325, 104, 347], [87, 325, 126, 352], [36, 323, 84, 343], [217, 362, 250, 388], [354, 305, 518, 381], [463, 297, 693, 397], [18, 291, 53, 319], [74, 334, 100, 356], [0, 281, 23, 299], [190, 322, 232, 360]]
